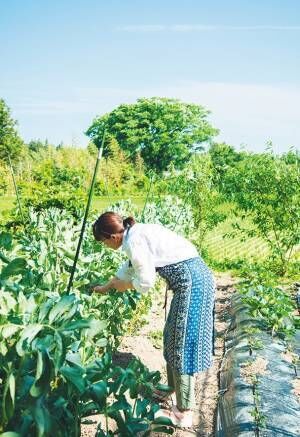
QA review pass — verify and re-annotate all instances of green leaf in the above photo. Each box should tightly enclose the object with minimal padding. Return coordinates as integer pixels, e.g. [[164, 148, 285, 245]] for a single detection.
[[16, 324, 43, 356], [0, 433, 21, 437], [32, 403, 51, 437], [0, 291, 17, 315], [107, 397, 131, 414], [127, 419, 149, 433], [0, 342, 8, 355], [90, 381, 107, 409], [2, 374, 14, 423], [17, 292, 36, 314], [153, 416, 174, 426], [0, 251, 10, 264], [48, 294, 77, 324], [38, 299, 55, 323], [155, 383, 174, 392], [73, 278, 89, 288], [53, 332, 66, 371], [30, 350, 44, 397], [151, 425, 174, 434], [8, 374, 15, 407], [136, 398, 150, 417], [85, 319, 107, 338], [31, 351, 52, 397], [128, 378, 139, 399], [1, 258, 27, 279], [0, 232, 13, 250], [65, 352, 82, 367], [109, 370, 125, 395], [59, 319, 91, 331], [96, 338, 108, 347], [107, 410, 127, 435], [60, 366, 86, 393], [1, 324, 21, 339]]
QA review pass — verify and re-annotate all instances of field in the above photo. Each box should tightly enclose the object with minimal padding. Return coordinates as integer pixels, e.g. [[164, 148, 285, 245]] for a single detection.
[[0, 158, 299, 436], [0, 195, 270, 267], [0, 195, 145, 212], [203, 216, 269, 262], [2, 195, 299, 267], [1, 8, 299, 433]]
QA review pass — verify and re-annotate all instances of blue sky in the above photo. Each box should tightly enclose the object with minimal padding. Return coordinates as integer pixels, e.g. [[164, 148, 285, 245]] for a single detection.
[[1, 0, 300, 152]]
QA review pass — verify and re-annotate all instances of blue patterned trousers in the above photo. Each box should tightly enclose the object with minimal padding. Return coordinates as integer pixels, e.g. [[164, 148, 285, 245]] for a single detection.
[[157, 257, 215, 375]]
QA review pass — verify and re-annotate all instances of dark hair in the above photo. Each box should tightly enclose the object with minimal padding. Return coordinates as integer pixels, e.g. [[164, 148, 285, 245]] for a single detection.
[[93, 211, 136, 241], [123, 216, 136, 228]]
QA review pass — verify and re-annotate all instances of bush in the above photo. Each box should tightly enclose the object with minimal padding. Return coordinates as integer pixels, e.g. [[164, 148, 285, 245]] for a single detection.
[[225, 151, 300, 275]]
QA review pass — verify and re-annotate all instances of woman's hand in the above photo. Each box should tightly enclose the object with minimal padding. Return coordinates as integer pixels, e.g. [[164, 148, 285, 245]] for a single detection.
[[90, 277, 134, 294], [90, 281, 110, 293], [91, 284, 107, 293], [112, 278, 134, 292]]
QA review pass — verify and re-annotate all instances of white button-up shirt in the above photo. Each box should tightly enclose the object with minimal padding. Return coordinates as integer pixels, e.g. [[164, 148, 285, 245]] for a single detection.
[[116, 223, 198, 293]]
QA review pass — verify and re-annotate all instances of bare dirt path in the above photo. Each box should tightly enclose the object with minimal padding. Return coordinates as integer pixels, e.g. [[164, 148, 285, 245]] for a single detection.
[[81, 272, 236, 437]]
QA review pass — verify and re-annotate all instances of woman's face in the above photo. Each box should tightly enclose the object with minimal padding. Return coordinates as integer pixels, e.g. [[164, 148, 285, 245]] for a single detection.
[[101, 233, 123, 250]]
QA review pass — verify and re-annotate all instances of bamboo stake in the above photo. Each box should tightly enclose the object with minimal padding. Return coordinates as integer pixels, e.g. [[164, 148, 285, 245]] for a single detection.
[[7, 151, 24, 222], [66, 131, 106, 294]]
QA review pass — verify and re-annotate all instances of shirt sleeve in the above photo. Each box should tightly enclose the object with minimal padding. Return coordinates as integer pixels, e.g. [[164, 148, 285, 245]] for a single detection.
[[115, 260, 134, 282], [128, 238, 156, 294]]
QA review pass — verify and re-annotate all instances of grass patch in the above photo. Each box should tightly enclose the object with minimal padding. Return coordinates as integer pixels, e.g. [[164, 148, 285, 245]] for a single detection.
[[203, 214, 269, 264], [92, 195, 145, 211], [0, 195, 15, 219], [0, 195, 146, 216]]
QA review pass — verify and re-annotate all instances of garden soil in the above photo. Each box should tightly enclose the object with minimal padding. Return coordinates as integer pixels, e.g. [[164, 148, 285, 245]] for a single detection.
[[81, 272, 236, 437]]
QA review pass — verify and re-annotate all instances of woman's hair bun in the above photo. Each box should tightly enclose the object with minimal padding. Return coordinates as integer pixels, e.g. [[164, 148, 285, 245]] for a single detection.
[[123, 216, 136, 228]]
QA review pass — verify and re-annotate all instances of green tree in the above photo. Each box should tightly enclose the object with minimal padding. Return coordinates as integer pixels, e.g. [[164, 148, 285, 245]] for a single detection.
[[27, 138, 47, 154], [86, 97, 218, 173], [87, 141, 98, 156], [0, 160, 10, 194], [281, 148, 300, 165], [161, 153, 225, 247], [0, 99, 24, 161], [96, 138, 148, 195], [208, 142, 246, 196], [227, 151, 300, 274]]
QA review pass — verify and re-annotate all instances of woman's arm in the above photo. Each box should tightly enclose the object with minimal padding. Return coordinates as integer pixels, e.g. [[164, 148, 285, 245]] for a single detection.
[[92, 277, 134, 293]]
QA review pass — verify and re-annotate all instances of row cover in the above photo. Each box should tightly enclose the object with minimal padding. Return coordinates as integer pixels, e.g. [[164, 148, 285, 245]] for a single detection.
[[216, 293, 300, 437]]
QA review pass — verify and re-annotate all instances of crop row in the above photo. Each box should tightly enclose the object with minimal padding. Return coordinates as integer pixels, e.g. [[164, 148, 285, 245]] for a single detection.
[[0, 198, 192, 436], [204, 215, 300, 263]]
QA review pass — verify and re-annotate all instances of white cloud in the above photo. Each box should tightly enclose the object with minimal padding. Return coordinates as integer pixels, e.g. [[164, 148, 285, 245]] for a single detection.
[[116, 24, 300, 32], [116, 25, 166, 32]]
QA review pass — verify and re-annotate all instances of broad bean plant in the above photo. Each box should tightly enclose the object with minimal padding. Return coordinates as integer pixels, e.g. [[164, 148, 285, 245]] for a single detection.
[[0, 201, 181, 436]]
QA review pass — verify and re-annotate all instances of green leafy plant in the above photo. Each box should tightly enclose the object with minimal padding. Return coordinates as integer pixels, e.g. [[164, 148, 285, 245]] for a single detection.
[[0, 198, 184, 436], [244, 327, 264, 356], [0, 286, 106, 436], [249, 376, 267, 434], [225, 151, 300, 275], [240, 284, 297, 338], [0, 232, 173, 436], [158, 154, 226, 246]]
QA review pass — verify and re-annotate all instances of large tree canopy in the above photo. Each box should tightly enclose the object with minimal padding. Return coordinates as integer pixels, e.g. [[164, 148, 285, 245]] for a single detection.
[[86, 97, 218, 173], [0, 99, 24, 161]]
